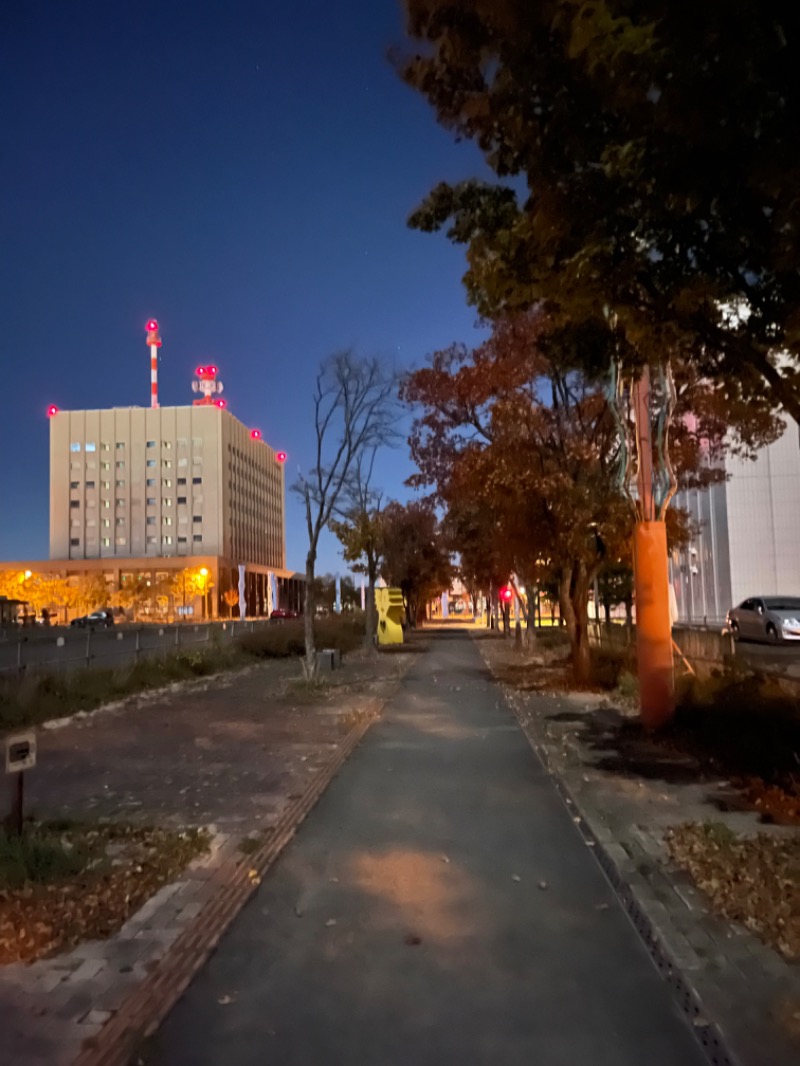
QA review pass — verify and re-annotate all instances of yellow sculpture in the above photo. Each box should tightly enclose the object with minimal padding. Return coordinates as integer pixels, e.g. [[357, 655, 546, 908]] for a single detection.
[[375, 587, 405, 645]]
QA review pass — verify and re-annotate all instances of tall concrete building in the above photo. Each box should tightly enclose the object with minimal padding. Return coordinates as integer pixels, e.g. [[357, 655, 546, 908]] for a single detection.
[[670, 418, 800, 622], [50, 404, 285, 568]]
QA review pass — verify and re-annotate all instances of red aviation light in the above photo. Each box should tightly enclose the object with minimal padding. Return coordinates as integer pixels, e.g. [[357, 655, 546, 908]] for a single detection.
[[275, 451, 287, 463], [215, 398, 226, 409], [250, 429, 262, 441], [146, 319, 158, 332], [196, 366, 206, 377], [208, 365, 218, 376], [47, 404, 59, 417]]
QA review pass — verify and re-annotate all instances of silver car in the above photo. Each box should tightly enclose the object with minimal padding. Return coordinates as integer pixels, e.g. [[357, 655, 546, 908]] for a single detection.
[[726, 596, 800, 643]]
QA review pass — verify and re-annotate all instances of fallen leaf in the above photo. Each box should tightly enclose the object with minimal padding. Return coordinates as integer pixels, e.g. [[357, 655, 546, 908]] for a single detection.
[[326, 918, 337, 927], [404, 934, 422, 946], [511, 874, 521, 883], [218, 995, 235, 1005], [538, 881, 548, 890]]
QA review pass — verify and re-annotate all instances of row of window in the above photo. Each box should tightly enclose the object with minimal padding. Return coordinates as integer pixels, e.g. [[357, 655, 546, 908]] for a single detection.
[[71, 514, 202, 526], [70, 535, 203, 548], [71, 477, 202, 491], [70, 439, 203, 453]]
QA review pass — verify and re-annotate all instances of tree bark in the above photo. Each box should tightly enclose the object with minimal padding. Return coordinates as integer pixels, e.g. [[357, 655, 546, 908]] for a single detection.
[[364, 558, 377, 651], [559, 563, 592, 684], [304, 553, 317, 679]]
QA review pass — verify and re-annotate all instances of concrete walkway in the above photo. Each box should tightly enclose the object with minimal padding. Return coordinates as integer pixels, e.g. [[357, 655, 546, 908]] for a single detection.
[[146, 632, 708, 1066]]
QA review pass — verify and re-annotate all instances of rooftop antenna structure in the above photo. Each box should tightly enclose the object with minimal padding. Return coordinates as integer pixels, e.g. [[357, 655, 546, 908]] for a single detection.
[[192, 365, 225, 407], [145, 319, 162, 407]]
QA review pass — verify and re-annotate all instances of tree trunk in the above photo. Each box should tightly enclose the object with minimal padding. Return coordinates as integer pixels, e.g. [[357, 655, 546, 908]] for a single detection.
[[571, 570, 592, 685], [303, 553, 317, 679], [364, 559, 377, 651], [603, 600, 611, 624]]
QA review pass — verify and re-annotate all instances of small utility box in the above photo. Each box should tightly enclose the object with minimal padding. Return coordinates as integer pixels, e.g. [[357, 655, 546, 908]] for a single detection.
[[6, 732, 36, 774]]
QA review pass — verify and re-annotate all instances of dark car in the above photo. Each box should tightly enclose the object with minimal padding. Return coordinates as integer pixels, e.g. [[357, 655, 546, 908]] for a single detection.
[[270, 608, 300, 621], [70, 609, 115, 629]]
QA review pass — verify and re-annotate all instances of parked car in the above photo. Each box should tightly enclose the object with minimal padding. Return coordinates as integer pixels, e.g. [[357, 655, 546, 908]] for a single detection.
[[726, 596, 800, 643], [70, 609, 115, 629], [270, 608, 300, 621]]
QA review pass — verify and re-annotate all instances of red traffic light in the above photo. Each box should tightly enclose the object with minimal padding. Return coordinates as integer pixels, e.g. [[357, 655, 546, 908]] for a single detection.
[[47, 404, 59, 417], [500, 586, 513, 602], [275, 451, 287, 463], [250, 429, 262, 441]]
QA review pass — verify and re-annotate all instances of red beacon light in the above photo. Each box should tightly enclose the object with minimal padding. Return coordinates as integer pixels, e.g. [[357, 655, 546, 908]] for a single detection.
[[250, 429, 262, 441], [214, 398, 226, 409], [47, 404, 59, 417], [500, 586, 513, 603], [275, 451, 287, 463], [146, 319, 158, 332]]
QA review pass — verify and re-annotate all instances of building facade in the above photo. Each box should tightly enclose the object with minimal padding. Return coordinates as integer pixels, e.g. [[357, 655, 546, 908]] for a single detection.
[[50, 405, 285, 568], [670, 418, 800, 622]]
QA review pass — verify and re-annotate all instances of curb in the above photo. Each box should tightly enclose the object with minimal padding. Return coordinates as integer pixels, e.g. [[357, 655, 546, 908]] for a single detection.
[[72, 705, 381, 1066], [474, 638, 741, 1066]]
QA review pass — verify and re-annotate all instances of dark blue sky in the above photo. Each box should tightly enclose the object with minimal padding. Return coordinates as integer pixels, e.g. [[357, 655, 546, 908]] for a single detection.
[[0, 0, 489, 574]]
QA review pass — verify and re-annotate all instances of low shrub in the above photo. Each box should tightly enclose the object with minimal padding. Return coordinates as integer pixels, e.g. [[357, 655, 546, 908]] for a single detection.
[[237, 616, 366, 659], [0, 825, 90, 890]]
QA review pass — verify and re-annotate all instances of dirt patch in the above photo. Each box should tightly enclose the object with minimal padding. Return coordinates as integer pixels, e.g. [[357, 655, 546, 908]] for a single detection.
[[0, 821, 208, 965], [666, 823, 800, 960]]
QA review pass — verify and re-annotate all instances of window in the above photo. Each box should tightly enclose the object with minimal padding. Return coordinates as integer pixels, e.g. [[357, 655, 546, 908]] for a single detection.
[[102, 500, 110, 509], [70, 500, 80, 509], [101, 443, 110, 452], [177, 496, 187, 505], [192, 477, 202, 485], [116, 461, 125, 469], [115, 442, 125, 450], [177, 477, 187, 486], [146, 478, 156, 487], [70, 481, 79, 489], [115, 479, 125, 488], [146, 459, 156, 467], [178, 536, 187, 544], [163, 478, 172, 488], [116, 518, 125, 526], [177, 437, 187, 447], [164, 498, 172, 507], [164, 516, 172, 526], [163, 536, 173, 546], [85, 442, 96, 452], [193, 534, 202, 543], [102, 537, 110, 547], [103, 518, 110, 527], [147, 536, 158, 545], [116, 536, 127, 546], [162, 459, 171, 469], [146, 517, 156, 525], [147, 440, 156, 449], [102, 480, 110, 489], [193, 515, 202, 523], [101, 461, 110, 470], [85, 480, 95, 488], [178, 457, 188, 467], [70, 537, 80, 546], [193, 456, 202, 466], [70, 442, 81, 452], [146, 497, 156, 505], [162, 441, 171, 449], [115, 498, 125, 507]]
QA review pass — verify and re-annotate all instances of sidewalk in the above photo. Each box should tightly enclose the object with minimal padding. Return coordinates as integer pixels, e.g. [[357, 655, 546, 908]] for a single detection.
[[143, 631, 709, 1066]]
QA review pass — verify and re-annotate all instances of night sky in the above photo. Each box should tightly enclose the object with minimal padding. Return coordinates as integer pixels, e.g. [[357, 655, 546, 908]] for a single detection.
[[0, 0, 490, 574]]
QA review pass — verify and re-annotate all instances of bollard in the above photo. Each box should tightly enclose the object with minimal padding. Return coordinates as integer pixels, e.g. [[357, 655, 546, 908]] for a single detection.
[[135, 629, 142, 659], [85, 630, 92, 668]]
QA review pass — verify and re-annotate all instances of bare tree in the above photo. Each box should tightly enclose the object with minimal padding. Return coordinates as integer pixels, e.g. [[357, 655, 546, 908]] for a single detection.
[[293, 351, 396, 678], [330, 445, 386, 651]]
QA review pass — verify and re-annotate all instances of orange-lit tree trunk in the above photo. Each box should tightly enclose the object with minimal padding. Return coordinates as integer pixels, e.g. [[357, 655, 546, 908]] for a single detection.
[[632, 367, 675, 729]]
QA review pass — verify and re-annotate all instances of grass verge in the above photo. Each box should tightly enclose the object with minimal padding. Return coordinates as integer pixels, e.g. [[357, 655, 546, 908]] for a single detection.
[[0, 821, 209, 964], [0, 617, 368, 733]]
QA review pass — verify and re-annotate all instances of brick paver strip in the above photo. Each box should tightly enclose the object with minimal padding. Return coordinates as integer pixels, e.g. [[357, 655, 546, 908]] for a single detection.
[[72, 704, 381, 1066]]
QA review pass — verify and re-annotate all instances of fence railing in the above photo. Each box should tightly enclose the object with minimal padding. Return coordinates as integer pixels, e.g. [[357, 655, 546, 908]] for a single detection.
[[0, 620, 270, 679]]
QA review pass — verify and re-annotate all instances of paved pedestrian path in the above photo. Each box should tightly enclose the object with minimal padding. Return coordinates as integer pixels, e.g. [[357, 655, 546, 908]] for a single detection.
[[145, 632, 708, 1065]]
